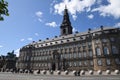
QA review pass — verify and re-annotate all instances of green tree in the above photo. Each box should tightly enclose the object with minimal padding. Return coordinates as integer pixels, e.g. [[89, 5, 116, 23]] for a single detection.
[[0, 0, 9, 20]]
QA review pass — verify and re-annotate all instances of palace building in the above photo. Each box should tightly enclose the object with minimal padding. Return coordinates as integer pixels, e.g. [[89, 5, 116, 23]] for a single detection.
[[17, 7, 120, 71]]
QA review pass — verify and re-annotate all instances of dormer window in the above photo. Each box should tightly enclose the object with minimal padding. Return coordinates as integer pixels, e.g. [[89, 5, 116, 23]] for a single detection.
[[73, 38, 76, 41], [50, 43, 52, 45], [55, 42, 58, 44], [61, 41, 63, 43], [67, 39, 69, 42]]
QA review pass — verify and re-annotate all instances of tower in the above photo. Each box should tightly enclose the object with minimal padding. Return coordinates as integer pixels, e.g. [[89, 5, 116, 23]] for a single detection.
[[60, 6, 73, 36]]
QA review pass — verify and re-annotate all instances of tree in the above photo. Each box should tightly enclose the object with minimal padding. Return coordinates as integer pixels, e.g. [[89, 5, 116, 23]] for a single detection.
[[0, 0, 9, 21]]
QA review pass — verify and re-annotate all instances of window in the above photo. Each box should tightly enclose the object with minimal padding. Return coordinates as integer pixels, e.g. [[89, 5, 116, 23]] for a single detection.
[[96, 47, 101, 56], [90, 61, 93, 66], [97, 59, 102, 66], [112, 46, 118, 54], [88, 42, 92, 48], [115, 58, 120, 65], [106, 59, 111, 65], [89, 51, 93, 57], [78, 61, 81, 66], [110, 37, 115, 42], [73, 53, 77, 58], [63, 28, 66, 34], [82, 43, 86, 46], [69, 62, 72, 66], [103, 47, 109, 55], [83, 52, 87, 57], [95, 39, 99, 43], [102, 38, 107, 42], [74, 62, 77, 66], [84, 61, 87, 66], [69, 53, 72, 59], [78, 52, 81, 58]]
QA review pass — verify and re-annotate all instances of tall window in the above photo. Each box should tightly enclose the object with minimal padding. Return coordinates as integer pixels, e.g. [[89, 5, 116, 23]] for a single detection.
[[90, 60, 93, 66], [73, 53, 77, 58], [96, 47, 101, 56], [69, 62, 72, 67], [78, 52, 81, 58], [89, 51, 93, 57], [103, 47, 109, 55], [84, 61, 87, 66], [83, 52, 87, 58], [97, 59, 102, 66], [110, 37, 115, 42], [112, 46, 118, 54], [63, 28, 66, 34], [102, 38, 107, 42], [106, 59, 111, 65], [78, 61, 81, 66], [74, 62, 77, 66], [115, 58, 120, 65], [95, 39, 99, 43]]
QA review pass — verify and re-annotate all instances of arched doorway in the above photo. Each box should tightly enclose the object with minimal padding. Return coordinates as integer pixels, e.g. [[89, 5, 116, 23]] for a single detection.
[[51, 50, 61, 71]]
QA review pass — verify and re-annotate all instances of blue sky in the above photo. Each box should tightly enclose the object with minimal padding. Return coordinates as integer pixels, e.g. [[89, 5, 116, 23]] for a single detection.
[[0, 0, 120, 56]]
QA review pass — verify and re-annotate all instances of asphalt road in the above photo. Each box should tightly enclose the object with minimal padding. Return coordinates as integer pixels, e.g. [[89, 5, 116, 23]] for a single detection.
[[0, 73, 120, 80]]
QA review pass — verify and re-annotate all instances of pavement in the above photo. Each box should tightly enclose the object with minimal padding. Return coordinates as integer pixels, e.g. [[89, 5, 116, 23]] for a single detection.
[[0, 72, 120, 80]]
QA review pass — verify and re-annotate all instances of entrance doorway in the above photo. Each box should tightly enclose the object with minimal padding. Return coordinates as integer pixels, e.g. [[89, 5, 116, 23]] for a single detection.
[[52, 63, 56, 71]]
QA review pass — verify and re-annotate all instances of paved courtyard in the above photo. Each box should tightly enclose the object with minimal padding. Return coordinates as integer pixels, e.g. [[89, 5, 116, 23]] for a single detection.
[[0, 73, 120, 80]]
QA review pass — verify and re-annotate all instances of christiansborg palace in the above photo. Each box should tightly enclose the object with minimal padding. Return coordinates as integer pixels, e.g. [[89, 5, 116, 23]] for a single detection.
[[17, 7, 120, 71]]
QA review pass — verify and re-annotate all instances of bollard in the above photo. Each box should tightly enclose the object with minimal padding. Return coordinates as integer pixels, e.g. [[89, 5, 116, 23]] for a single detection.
[[72, 70, 77, 76], [80, 70, 85, 75], [114, 70, 119, 74], [106, 70, 111, 74], [64, 70, 69, 75], [57, 70, 61, 75], [42, 70, 46, 74], [89, 70, 93, 75], [97, 70, 102, 75], [49, 70, 53, 74]]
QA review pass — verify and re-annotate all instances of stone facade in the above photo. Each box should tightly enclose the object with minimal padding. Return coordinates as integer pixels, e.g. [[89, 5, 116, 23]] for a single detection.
[[17, 7, 120, 71]]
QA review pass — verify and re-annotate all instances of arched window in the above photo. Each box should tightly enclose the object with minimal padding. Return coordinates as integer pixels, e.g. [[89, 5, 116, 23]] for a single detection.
[[96, 47, 101, 56], [103, 47, 109, 55]]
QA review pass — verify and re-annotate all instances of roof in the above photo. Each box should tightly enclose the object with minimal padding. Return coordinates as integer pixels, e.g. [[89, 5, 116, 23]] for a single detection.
[[22, 27, 119, 49]]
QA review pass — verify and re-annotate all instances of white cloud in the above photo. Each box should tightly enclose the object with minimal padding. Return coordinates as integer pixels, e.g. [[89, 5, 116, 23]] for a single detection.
[[0, 45, 3, 48], [114, 22, 120, 27], [35, 11, 43, 22], [92, 0, 120, 19], [36, 11, 43, 17], [15, 49, 20, 57], [20, 39, 25, 42], [28, 38, 33, 41], [72, 27, 77, 33], [73, 15, 77, 20], [54, 0, 96, 20], [35, 33, 39, 36], [45, 21, 58, 27], [88, 14, 94, 19]]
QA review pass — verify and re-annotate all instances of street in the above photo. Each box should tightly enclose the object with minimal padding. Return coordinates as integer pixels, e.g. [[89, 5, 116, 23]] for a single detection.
[[0, 73, 120, 80]]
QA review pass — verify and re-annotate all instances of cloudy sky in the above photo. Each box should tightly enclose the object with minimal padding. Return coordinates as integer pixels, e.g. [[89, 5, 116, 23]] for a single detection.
[[0, 0, 120, 56]]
